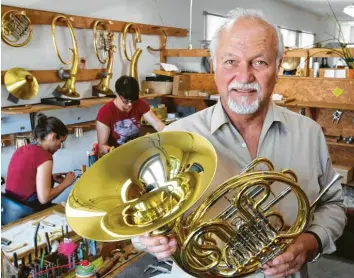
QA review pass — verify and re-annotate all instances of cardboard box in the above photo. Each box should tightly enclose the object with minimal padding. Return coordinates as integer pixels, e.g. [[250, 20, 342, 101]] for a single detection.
[[141, 81, 173, 95], [333, 164, 353, 184], [172, 75, 190, 96]]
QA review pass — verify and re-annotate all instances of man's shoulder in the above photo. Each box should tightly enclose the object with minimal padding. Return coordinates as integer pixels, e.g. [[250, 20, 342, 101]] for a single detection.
[[275, 104, 321, 132], [164, 105, 216, 132]]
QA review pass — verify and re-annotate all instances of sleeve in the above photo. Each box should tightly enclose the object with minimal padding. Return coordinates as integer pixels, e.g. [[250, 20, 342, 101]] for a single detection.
[[35, 149, 53, 167], [307, 126, 347, 254], [96, 103, 111, 127], [139, 99, 150, 115]]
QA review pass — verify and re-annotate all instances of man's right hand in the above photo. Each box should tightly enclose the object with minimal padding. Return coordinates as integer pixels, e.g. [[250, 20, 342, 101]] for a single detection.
[[139, 233, 177, 260]]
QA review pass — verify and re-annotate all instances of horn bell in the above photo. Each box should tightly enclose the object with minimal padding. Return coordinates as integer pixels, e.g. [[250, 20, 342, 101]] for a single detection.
[[66, 131, 217, 241]]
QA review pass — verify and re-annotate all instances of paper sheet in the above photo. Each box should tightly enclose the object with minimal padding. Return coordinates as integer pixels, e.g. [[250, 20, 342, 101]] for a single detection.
[[1, 212, 72, 258]]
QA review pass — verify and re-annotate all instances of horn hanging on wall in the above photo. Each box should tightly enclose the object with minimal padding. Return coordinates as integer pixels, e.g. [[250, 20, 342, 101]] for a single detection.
[[92, 20, 115, 96], [1, 10, 33, 47], [122, 23, 142, 82], [51, 15, 80, 98]]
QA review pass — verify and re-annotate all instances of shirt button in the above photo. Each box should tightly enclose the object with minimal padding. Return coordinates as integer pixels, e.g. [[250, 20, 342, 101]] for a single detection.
[[241, 142, 246, 148]]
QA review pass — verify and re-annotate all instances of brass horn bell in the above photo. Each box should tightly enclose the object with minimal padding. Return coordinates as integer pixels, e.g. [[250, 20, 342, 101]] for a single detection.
[[66, 131, 217, 241], [92, 20, 115, 96], [51, 15, 80, 98], [4, 67, 38, 100], [67, 131, 341, 277]]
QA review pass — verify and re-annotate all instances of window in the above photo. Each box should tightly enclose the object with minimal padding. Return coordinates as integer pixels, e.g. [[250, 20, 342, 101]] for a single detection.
[[204, 11, 315, 49], [204, 11, 228, 41], [338, 21, 354, 47]]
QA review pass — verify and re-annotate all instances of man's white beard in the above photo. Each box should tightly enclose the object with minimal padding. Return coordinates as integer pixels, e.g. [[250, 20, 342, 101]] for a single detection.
[[227, 82, 261, 115]]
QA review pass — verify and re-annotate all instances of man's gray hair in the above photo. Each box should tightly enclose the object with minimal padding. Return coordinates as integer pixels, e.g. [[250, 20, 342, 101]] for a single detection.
[[209, 8, 284, 69]]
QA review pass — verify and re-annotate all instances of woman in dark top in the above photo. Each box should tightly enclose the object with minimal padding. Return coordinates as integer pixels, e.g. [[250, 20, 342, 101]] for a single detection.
[[6, 113, 76, 209]]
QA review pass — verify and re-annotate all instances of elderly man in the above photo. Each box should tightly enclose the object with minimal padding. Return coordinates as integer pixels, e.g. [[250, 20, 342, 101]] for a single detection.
[[134, 8, 346, 278]]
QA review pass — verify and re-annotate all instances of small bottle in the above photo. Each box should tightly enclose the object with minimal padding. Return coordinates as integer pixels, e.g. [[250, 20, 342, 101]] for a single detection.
[[75, 260, 96, 278], [313, 60, 320, 77]]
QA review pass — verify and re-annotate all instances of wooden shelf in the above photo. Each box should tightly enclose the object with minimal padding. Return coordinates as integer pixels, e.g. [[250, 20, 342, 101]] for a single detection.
[[1, 5, 188, 37], [278, 76, 353, 81], [327, 141, 354, 148], [309, 48, 354, 58], [1, 94, 165, 115], [1, 69, 105, 84], [162, 49, 210, 57], [276, 100, 354, 111]]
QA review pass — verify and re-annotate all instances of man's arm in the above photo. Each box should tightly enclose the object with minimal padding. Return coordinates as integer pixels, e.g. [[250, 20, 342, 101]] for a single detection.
[[96, 121, 112, 155], [143, 110, 166, 132]]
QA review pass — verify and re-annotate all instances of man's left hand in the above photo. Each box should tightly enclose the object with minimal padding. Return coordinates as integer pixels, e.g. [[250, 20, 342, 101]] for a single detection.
[[53, 173, 67, 183], [262, 233, 319, 278]]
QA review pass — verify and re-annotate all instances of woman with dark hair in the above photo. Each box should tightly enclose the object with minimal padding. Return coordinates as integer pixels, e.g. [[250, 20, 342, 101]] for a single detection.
[[5, 113, 75, 209], [96, 75, 166, 154]]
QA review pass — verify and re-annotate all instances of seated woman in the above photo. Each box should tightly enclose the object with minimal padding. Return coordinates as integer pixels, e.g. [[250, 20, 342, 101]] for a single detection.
[[96, 75, 166, 154], [5, 113, 76, 210]]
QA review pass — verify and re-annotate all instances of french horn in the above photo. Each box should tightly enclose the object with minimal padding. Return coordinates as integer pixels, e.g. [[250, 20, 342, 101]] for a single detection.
[[122, 23, 142, 81], [51, 15, 80, 98], [92, 20, 115, 96], [1, 10, 32, 47], [66, 131, 341, 277]]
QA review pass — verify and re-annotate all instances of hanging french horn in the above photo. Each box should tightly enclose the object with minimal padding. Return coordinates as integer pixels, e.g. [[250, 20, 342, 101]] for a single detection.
[[1, 10, 33, 47], [122, 23, 142, 82], [51, 15, 80, 98], [92, 20, 115, 96]]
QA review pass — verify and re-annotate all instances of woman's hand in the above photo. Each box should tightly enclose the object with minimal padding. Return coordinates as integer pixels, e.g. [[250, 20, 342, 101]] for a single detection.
[[53, 173, 67, 183], [62, 172, 76, 187]]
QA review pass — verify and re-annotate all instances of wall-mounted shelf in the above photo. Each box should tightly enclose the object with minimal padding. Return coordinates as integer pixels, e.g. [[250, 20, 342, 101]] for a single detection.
[[162, 49, 210, 57], [278, 76, 354, 82], [1, 5, 188, 37], [276, 100, 354, 111], [1, 94, 165, 115], [327, 141, 354, 148], [1, 69, 104, 84]]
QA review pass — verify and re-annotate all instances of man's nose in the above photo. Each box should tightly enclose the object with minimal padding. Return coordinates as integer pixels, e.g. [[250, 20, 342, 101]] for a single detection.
[[234, 63, 255, 84]]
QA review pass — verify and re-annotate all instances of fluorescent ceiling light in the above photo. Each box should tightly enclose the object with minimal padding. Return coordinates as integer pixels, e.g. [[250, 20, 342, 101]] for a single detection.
[[343, 4, 354, 18]]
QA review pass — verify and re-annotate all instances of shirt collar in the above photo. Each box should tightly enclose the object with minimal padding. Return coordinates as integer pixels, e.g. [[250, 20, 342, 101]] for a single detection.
[[210, 100, 288, 134]]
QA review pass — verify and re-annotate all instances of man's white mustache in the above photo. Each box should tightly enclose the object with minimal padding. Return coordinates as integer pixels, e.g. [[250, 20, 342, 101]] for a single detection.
[[228, 82, 261, 92]]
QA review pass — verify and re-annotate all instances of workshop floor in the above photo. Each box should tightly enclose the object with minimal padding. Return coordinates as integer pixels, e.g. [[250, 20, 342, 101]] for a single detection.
[[114, 253, 354, 278]]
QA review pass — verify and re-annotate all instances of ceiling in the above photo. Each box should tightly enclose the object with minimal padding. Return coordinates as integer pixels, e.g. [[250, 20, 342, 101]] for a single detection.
[[278, 0, 354, 20]]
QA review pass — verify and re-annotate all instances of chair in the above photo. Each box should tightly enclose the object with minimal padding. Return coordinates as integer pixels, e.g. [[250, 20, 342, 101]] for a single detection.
[[1, 193, 37, 226]]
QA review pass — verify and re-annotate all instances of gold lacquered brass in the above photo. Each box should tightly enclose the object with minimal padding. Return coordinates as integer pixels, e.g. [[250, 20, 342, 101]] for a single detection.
[[51, 15, 80, 98], [1, 10, 32, 47], [66, 131, 217, 241], [147, 29, 167, 51], [122, 23, 142, 80], [92, 20, 115, 96], [281, 57, 301, 71], [67, 131, 341, 277], [4, 68, 38, 100]]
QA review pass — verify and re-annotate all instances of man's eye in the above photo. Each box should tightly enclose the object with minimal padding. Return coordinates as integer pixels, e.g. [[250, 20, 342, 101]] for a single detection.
[[254, 60, 268, 66], [225, 60, 234, 65]]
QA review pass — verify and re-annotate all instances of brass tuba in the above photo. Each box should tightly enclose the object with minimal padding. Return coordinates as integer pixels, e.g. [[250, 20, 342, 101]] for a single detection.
[[51, 15, 80, 98], [1, 10, 32, 47], [66, 131, 341, 277], [122, 23, 142, 81], [92, 20, 115, 96]]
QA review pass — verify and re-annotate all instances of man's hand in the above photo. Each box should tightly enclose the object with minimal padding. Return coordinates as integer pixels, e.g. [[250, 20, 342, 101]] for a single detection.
[[53, 173, 67, 183], [139, 233, 177, 260], [262, 233, 319, 278]]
